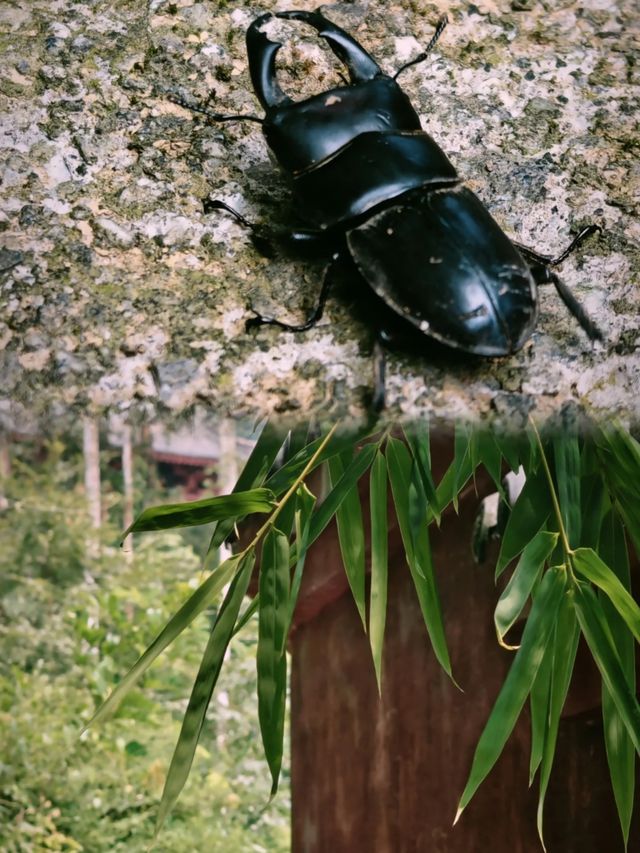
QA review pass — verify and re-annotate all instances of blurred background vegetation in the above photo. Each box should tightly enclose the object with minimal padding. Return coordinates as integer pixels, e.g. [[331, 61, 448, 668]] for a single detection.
[[0, 433, 290, 852]]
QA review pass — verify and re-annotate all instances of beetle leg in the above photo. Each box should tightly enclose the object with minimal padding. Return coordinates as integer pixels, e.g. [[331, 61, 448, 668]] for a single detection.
[[531, 265, 604, 342], [247, 13, 293, 110], [203, 199, 275, 257], [203, 199, 255, 228], [393, 15, 448, 80], [205, 199, 338, 259], [246, 253, 340, 333], [514, 224, 601, 267], [275, 10, 381, 83]]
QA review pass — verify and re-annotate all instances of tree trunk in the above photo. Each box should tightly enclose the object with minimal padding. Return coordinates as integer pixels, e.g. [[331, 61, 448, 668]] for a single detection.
[[289, 441, 639, 853], [121, 423, 134, 556], [83, 418, 101, 528]]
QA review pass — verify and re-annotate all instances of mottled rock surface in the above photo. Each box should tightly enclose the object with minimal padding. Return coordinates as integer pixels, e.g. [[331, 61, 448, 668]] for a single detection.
[[1, 0, 638, 429]]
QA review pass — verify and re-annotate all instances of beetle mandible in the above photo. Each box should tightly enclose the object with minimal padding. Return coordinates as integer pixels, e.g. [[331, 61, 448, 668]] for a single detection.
[[174, 9, 602, 408]]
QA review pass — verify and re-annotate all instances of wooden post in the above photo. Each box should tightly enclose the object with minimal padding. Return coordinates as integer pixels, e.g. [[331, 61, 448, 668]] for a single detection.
[[121, 423, 134, 557], [0, 437, 10, 480], [83, 417, 101, 528], [288, 441, 639, 853], [217, 419, 238, 562]]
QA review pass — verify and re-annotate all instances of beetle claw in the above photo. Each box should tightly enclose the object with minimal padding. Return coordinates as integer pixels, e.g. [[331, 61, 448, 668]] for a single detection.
[[275, 9, 381, 83], [246, 13, 292, 110]]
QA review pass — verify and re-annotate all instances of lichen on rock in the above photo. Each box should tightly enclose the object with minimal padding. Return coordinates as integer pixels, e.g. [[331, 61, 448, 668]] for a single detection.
[[0, 0, 638, 430]]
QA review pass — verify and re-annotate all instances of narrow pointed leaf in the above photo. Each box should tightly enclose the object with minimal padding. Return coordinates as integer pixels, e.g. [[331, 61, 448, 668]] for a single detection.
[[574, 583, 640, 755], [494, 530, 558, 648], [493, 431, 525, 473], [329, 452, 367, 630], [86, 554, 242, 728], [266, 424, 374, 497], [495, 467, 550, 578], [594, 425, 640, 555], [257, 528, 290, 796], [573, 548, 640, 644], [209, 421, 285, 549], [426, 431, 480, 524], [283, 484, 317, 644], [403, 422, 440, 524], [455, 567, 566, 822], [305, 442, 377, 551], [452, 422, 473, 513], [233, 594, 259, 637], [369, 450, 388, 693], [476, 429, 505, 495], [536, 587, 580, 847], [155, 550, 255, 835], [599, 511, 635, 848], [276, 424, 310, 537], [580, 471, 607, 550], [123, 488, 275, 539], [553, 434, 581, 548], [387, 437, 452, 679], [529, 637, 554, 785]]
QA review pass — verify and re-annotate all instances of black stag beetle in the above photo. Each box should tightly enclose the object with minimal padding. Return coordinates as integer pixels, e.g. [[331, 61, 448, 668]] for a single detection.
[[174, 9, 603, 409]]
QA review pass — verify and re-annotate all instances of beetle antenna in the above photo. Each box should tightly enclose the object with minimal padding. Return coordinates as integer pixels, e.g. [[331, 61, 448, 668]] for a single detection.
[[169, 94, 264, 124], [393, 15, 448, 81]]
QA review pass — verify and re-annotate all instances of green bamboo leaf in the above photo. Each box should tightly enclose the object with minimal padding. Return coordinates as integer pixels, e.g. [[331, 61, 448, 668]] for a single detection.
[[599, 511, 635, 849], [387, 437, 453, 679], [452, 422, 473, 512], [574, 582, 640, 755], [233, 594, 259, 637], [455, 567, 566, 823], [476, 429, 505, 495], [603, 689, 635, 853], [209, 421, 286, 549], [123, 488, 275, 539], [369, 450, 388, 694], [284, 483, 317, 645], [257, 528, 290, 796], [492, 431, 524, 473], [580, 470, 608, 550], [266, 424, 374, 497], [526, 427, 541, 472], [573, 548, 640, 644], [594, 425, 640, 555], [495, 467, 550, 578], [403, 422, 440, 524], [553, 434, 581, 548], [305, 442, 377, 552], [428, 437, 477, 523], [536, 587, 580, 848], [494, 530, 558, 648], [155, 550, 255, 835], [528, 637, 554, 786], [85, 554, 243, 728], [276, 423, 311, 538], [329, 451, 367, 631]]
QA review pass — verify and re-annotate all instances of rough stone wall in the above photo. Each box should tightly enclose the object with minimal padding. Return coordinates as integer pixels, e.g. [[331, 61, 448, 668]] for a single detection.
[[0, 0, 638, 429]]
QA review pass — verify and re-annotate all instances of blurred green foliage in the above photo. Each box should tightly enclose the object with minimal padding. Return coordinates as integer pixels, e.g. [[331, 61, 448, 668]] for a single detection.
[[0, 440, 289, 852]]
